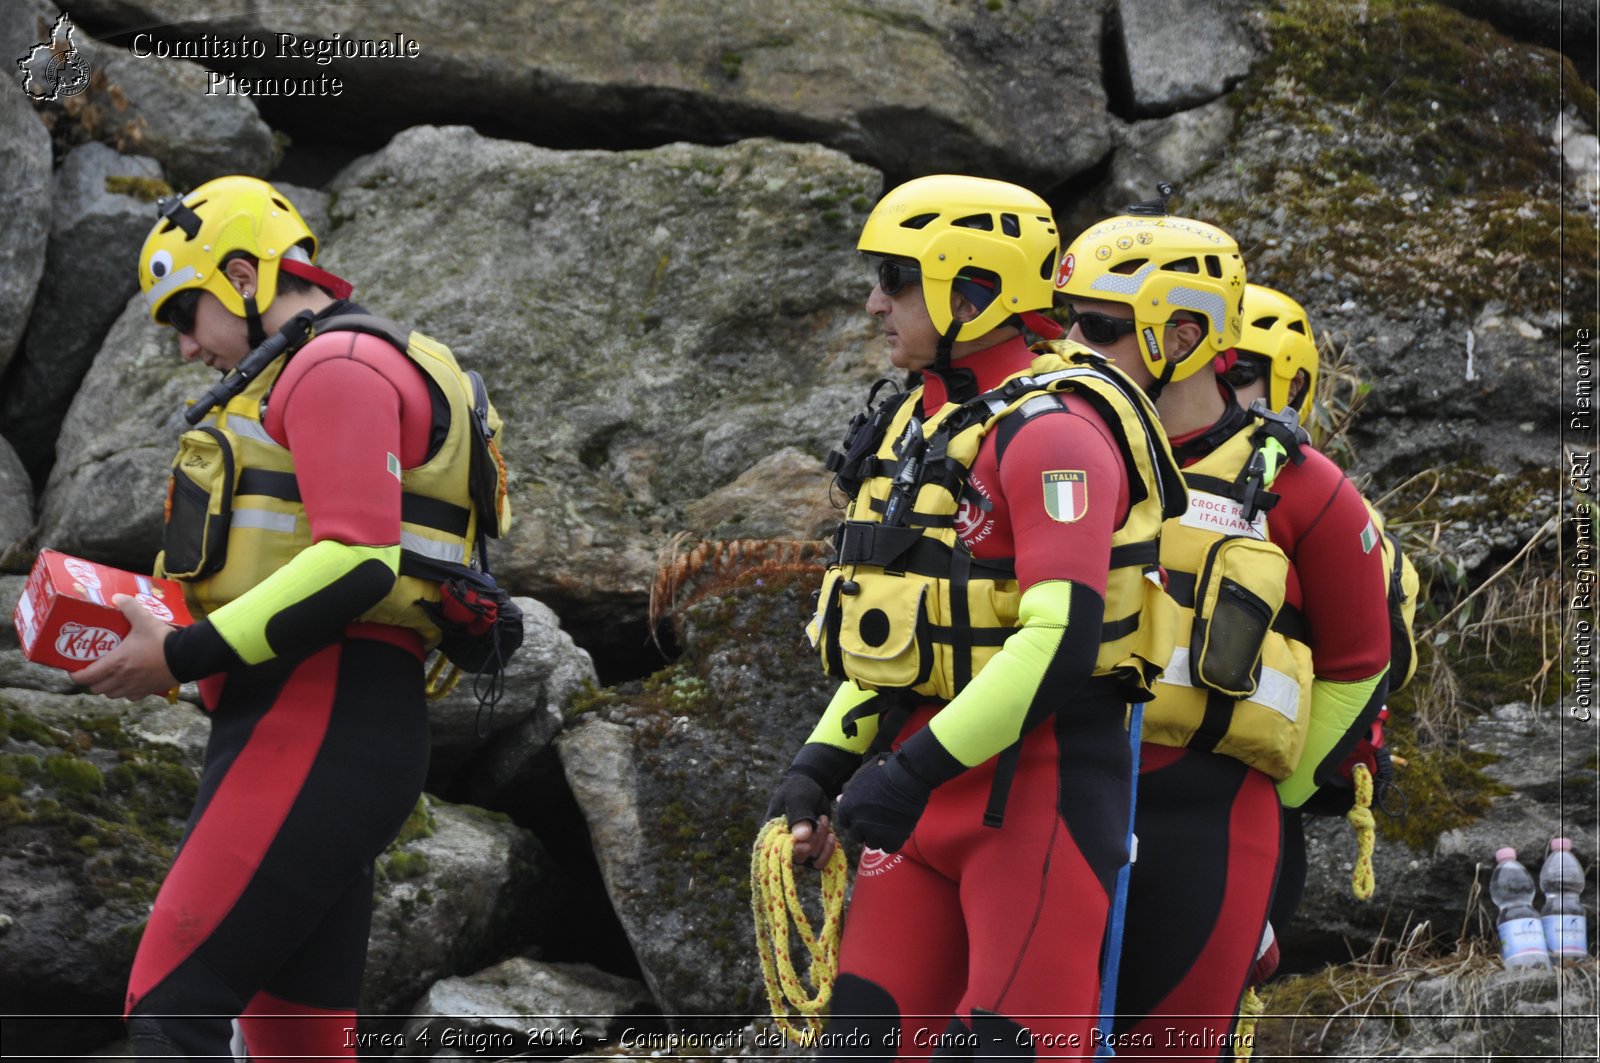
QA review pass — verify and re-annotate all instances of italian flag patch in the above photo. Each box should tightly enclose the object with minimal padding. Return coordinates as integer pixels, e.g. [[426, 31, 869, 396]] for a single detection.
[[1360, 520, 1379, 554], [1043, 470, 1089, 523]]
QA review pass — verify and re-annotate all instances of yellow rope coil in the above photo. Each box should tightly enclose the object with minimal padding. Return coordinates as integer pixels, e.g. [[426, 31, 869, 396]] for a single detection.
[[1348, 762, 1376, 900], [423, 653, 462, 700], [750, 817, 848, 1044], [1234, 985, 1265, 1058]]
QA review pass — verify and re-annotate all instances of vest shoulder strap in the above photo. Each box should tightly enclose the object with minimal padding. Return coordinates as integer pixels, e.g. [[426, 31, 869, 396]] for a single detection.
[[314, 312, 413, 353]]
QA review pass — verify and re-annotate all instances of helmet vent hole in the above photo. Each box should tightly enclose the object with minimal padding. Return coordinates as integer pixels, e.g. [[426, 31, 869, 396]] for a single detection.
[[1288, 320, 1308, 334], [271, 197, 290, 211], [900, 213, 938, 230], [1111, 259, 1146, 275], [1165, 257, 1199, 275], [1038, 251, 1055, 281], [1205, 255, 1222, 278], [1000, 213, 1020, 237], [952, 213, 993, 231]]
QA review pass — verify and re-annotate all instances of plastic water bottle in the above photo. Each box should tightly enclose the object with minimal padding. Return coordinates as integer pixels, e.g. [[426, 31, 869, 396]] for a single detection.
[[1538, 838, 1590, 962], [1489, 848, 1550, 967]]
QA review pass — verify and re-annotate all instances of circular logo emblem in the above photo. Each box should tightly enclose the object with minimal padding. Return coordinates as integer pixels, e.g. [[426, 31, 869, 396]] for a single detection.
[[1096, 245, 1112, 261], [46, 52, 91, 98], [955, 498, 982, 539], [1136, 231, 1153, 245], [1117, 236, 1134, 250], [1054, 252, 1075, 288]]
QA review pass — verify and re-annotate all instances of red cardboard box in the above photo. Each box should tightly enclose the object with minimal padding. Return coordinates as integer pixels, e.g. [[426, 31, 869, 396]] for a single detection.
[[12, 550, 193, 671]]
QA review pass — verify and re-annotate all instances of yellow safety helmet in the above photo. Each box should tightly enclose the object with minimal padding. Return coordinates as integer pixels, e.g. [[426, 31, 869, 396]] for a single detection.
[[1237, 284, 1320, 424], [1055, 213, 1245, 388], [857, 174, 1059, 342], [138, 175, 318, 325]]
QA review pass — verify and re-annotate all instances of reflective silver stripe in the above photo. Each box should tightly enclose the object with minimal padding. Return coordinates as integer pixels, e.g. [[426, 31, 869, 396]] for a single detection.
[[1018, 395, 1060, 419], [1168, 285, 1227, 339], [144, 265, 199, 311], [401, 531, 466, 565], [1158, 647, 1301, 722], [231, 508, 298, 533], [1089, 262, 1156, 296], [224, 418, 285, 448]]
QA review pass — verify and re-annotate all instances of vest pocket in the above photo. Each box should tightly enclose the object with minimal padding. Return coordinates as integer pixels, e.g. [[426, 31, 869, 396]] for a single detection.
[[1189, 537, 1288, 698], [159, 426, 237, 580], [813, 569, 931, 691]]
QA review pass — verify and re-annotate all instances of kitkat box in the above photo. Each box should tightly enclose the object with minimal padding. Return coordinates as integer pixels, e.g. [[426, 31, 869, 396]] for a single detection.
[[12, 550, 192, 671]]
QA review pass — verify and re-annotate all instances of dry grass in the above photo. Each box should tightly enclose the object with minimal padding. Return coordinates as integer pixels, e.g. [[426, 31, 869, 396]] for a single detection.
[[648, 533, 829, 644], [1306, 333, 1370, 463]]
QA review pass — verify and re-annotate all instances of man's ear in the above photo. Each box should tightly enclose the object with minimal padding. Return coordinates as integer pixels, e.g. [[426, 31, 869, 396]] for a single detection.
[[222, 256, 259, 295], [1168, 317, 1207, 363], [950, 291, 978, 323], [1289, 369, 1310, 408]]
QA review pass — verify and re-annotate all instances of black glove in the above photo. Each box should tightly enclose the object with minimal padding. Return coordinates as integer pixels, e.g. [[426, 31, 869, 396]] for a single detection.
[[834, 751, 933, 853], [766, 743, 861, 828]]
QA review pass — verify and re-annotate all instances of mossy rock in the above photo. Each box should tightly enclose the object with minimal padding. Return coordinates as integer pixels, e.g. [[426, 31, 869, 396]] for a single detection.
[[0, 690, 205, 1023]]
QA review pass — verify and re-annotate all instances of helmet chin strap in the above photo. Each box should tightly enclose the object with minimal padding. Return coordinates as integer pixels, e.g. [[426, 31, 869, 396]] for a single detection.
[[933, 317, 963, 374], [1145, 326, 1198, 404], [241, 292, 268, 349], [1146, 361, 1177, 404]]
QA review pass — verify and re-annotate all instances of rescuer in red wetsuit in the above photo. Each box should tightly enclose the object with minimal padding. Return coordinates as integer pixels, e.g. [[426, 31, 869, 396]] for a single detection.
[[767, 175, 1186, 1059], [76, 176, 496, 1061], [1056, 208, 1391, 1058]]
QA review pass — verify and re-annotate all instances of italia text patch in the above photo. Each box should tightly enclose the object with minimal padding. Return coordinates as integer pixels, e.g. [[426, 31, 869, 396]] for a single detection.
[[1042, 470, 1088, 523]]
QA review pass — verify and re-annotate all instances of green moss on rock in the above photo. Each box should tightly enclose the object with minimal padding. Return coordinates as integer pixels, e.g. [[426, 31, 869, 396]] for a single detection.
[[1200, 0, 1596, 319]]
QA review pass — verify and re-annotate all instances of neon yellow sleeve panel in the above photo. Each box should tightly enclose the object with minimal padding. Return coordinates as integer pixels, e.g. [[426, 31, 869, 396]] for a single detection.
[[805, 680, 883, 754], [207, 541, 401, 665], [927, 580, 1071, 768], [1277, 669, 1388, 807]]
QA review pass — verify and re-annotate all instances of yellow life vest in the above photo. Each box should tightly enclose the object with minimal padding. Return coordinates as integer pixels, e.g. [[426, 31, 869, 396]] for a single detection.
[[1142, 414, 1314, 779], [154, 314, 511, 647], [808, 344, 1186, 702], [1365, 498, 1420, 692]]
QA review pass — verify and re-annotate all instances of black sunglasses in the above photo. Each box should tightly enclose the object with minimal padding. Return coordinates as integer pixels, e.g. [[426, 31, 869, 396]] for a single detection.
[[162, 289, 202, 334], [1223, 356, 1267, 389], [876, 259, 921, 296], [1065, 306, 1140, 346]]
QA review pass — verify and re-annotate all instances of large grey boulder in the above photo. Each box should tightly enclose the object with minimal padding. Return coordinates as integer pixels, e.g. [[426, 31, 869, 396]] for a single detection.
[[1111, 0, 1258, 116], [363, 795, 563, 1017], [556, 559, 835, 1017], [0, 446, 34, 574], [0, 74, 52, 377], [327, 131, 880, 630], [67, 0, 1110, 188], [397, 956, 652, 1059], [1, 143, 166, 482]]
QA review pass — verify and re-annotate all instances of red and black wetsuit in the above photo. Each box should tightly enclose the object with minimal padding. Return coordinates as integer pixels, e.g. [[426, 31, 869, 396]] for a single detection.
[[1110, 394, 1390, 1058], [125, 305, 437, 1060], [816, 334, 1137, 1059]]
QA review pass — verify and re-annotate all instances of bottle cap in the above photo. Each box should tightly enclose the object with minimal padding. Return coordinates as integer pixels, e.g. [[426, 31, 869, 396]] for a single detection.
[[1495, 847, 1517, 862], [1551, 837, 1572, 852]]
